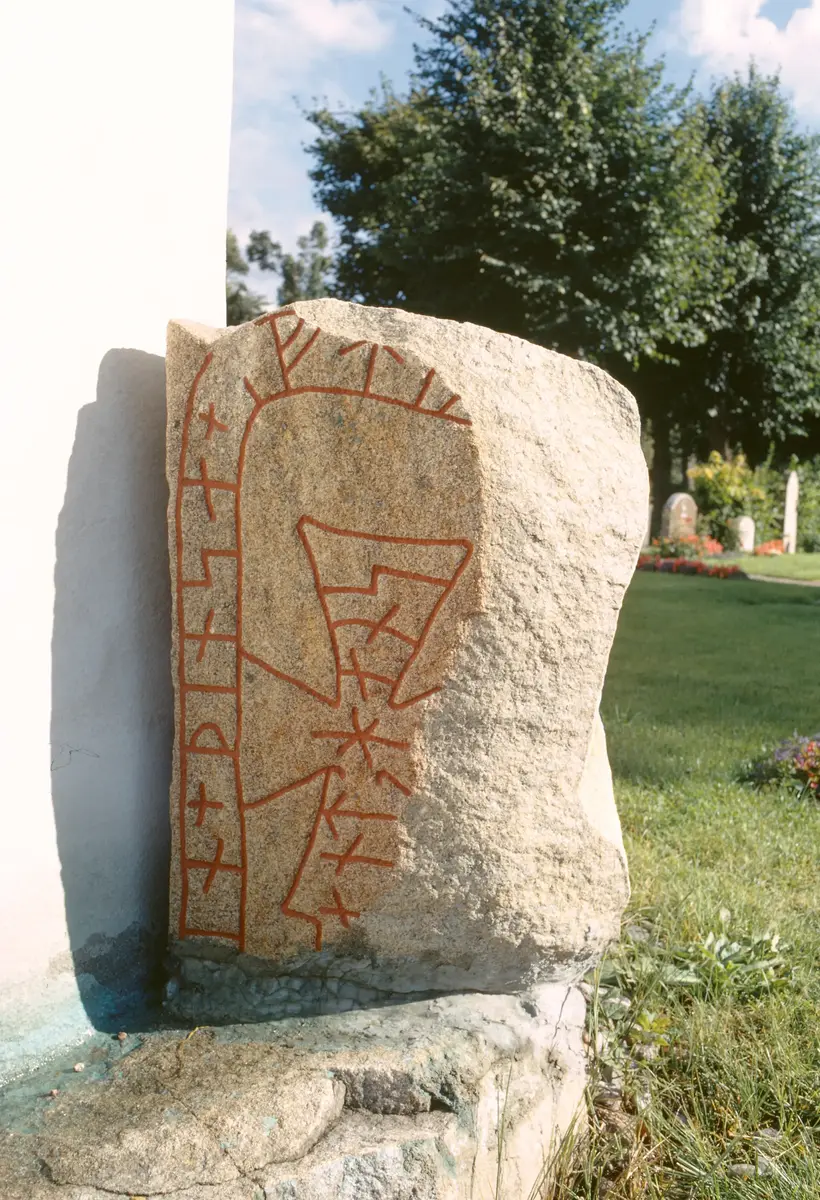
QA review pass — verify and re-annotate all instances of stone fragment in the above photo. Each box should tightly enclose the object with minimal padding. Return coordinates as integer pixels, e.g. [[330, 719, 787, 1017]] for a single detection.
[[165, 300, 646, 1001], [660, 492, 697, 540]]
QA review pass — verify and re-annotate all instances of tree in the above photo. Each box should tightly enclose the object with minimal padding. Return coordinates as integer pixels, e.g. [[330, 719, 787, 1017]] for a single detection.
[[308, 0, 727, 373], [247, 221, 336, 305], [671, 69, 820, 465], [226, 230, 266, 326]]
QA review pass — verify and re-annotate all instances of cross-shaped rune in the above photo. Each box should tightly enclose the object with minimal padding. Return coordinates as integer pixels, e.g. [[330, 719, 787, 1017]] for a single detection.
[[185, 608, 237, 662], [186, 838, 241, 893], [318, 887, 360, 929], [320, 833, 394, 876], [311, 706, 410, 768], [182, 457, 237, 521], [187, 781, 224, 827], [321, 788, 398, 840], [198, 403, 229, 441]]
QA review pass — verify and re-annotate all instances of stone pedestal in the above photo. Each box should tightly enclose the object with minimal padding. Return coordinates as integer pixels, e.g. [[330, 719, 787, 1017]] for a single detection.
[[0, 986, 587, 1200]]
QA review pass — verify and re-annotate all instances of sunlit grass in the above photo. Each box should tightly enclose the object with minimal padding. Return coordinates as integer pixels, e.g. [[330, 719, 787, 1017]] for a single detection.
[[542, 572, 820, 1198], [730, 553, 820, 581]]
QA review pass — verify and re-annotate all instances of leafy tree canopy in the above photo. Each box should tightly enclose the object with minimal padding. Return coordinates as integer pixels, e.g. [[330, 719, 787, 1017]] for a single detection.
[[308, 0, 728, 371], [672, 68, 820, 461]]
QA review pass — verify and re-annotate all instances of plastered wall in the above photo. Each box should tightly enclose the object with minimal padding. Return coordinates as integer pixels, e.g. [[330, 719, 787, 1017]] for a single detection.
[[0, 0, 235, 1081]]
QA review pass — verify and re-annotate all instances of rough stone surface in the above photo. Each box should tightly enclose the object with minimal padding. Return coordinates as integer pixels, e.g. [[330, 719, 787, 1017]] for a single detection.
[[660, 491, 697, 540], [0, 985, 587, 1200], [166, 301, 646, 999]]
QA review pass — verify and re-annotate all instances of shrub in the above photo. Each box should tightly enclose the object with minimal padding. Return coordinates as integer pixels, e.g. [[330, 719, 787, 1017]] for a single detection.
[[743, 734, 820, 797], [687, 452, 765, 546], [687, 452, 820, 551]]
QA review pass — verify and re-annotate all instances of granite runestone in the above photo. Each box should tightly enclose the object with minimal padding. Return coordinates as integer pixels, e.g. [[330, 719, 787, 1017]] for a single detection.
[[165, 300, 647, 997]]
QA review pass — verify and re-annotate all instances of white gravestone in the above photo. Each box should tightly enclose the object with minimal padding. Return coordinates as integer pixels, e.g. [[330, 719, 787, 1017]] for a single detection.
[[783, 471, 799, 554], [729, 516, 755, 553], [660, 493, 697, 540]]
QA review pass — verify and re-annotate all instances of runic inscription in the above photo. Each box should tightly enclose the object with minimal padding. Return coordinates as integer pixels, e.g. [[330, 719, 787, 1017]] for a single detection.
[[171, 310, 477, 956]]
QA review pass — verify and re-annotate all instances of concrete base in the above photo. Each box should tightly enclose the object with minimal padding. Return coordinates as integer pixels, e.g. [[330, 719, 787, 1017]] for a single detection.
[[0, 986, 587, 1199]]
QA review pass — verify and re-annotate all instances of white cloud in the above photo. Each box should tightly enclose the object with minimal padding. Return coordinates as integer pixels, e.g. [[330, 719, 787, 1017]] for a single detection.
[[227, 0, 448, 280], [229, 0, 396, 286], [235, 0, 391, 98], [257, 0, 390, 50], [674, 0, 820, 117]]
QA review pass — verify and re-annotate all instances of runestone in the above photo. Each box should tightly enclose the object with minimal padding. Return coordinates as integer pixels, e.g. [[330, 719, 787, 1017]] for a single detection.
[[166, 300, 647, 997]]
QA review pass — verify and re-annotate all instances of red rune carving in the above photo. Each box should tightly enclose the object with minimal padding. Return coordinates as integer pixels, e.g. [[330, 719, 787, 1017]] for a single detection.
[[322, 788, 398, 840], [366, 602, 402, 645], [243, 765, 346, 812], [332, 616, 416, 648], [346, 647, 392, 701], [182, 548, 239, 590], [183, 457, 237, 521], [184, 927, 241, 941], [320, 833, 394, 876], [262, 310, 322, 386], [311, 707, 411, 768], [184, 608, 237, 663], [323, 565, 450, 595], [413, 369, 435, 408], [436, 393, 462, 416], [188, 782, 224, 827], [187, 722, 236, 756], [338, 340, 406, 393], [244, 376, 266, 411], [282, 318, 305, 350], [280, 766, 341, 948], [318, 888, 361, 930], [288, 328, 321, 375], [375, 769, 412, 797], [174, 315, 475, 948], [186, 838, 242, 893], [199, 403, 229, 441]]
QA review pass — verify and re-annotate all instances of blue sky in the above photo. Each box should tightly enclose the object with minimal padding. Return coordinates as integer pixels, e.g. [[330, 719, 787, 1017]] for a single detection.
[[229, 0, 820, 300]]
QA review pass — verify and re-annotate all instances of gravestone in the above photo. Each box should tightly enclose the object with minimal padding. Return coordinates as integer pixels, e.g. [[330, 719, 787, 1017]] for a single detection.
[[660, 492, 697, 540], [729, 515, 755, 553], [165, 300, 647, 1017], [784, 470, 799, 553]]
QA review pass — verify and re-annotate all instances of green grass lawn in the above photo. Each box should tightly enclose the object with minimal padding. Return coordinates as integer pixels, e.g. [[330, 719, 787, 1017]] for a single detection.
[[550, 573, 820, 1198], [730, 553, 820, 582]]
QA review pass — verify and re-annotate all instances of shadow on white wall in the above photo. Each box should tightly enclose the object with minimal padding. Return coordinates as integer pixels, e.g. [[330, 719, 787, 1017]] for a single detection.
[[51, 348, 173, 1030]]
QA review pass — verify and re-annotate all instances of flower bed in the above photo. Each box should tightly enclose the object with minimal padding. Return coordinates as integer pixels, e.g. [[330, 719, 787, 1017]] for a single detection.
[[651, 533, 724, 559], [637, 555, 745, 579], [754, 538, 784, 556], [743, 734, 820, 798]]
